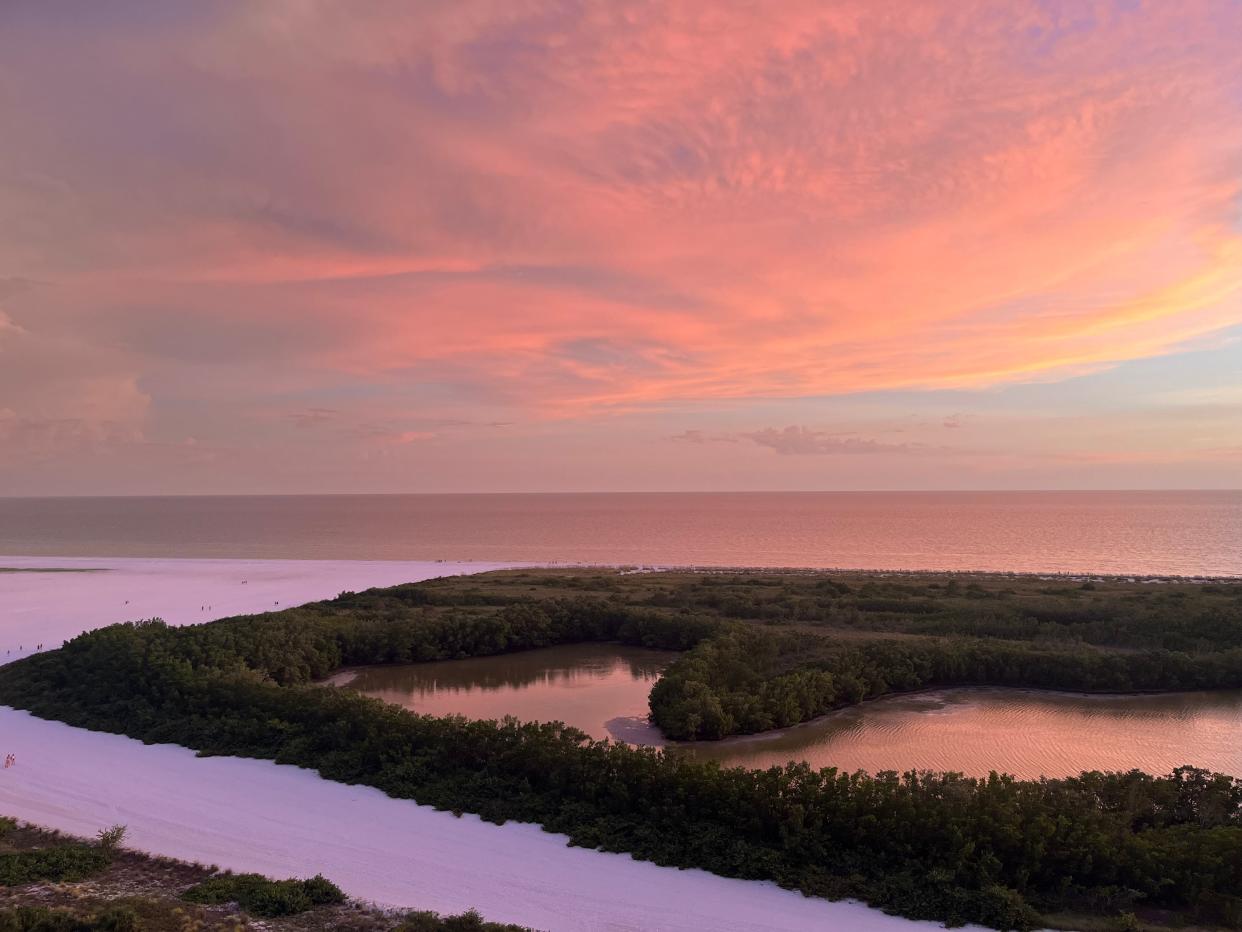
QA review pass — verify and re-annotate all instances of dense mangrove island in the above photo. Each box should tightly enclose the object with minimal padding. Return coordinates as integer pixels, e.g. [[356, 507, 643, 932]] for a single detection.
[[2, 569, 1240, 930]]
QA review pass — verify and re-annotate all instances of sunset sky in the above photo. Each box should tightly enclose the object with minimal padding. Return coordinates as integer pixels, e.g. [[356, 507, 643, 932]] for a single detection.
[[2, 0, 1240, 494]]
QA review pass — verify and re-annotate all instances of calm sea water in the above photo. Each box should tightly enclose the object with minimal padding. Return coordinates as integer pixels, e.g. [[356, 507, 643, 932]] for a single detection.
[[0, 491, 1238, 575], [333, 644, 1242, 778]]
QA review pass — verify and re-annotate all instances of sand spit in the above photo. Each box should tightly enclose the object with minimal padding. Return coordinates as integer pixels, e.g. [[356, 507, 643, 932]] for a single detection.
[[619, 564, 1242, 584], [0, 556, 978, 930], [0, 556, 528, 662]]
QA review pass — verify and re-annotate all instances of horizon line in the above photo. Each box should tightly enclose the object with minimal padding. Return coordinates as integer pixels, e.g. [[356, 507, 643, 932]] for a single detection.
[[2, 489, 1239, 500]]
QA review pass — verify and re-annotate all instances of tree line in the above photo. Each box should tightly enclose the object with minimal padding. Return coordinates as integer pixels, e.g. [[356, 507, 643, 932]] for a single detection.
[[650, 627, 1242, 739]]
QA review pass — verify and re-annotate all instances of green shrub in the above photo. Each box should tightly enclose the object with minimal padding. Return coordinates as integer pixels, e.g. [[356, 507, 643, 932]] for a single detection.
[[0, 845, 111, 885], [95, 825, 126, 853], [0, 907, 76, 932], [89, 908, 138, 932], [0, 905, 139, 931], [397, 909, 530, 931], [300, 872, 346, 906], [182, 872, 343, 917]]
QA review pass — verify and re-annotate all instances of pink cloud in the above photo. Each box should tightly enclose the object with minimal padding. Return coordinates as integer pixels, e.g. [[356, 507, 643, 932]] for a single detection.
[[2, 2, 1241, 490]]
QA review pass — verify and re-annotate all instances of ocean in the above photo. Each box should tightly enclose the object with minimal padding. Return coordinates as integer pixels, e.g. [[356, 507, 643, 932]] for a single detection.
[[1, 491, 1238, 576]]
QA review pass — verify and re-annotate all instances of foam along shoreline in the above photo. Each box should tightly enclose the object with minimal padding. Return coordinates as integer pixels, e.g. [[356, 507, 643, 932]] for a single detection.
[[0, 555, 977, 931]]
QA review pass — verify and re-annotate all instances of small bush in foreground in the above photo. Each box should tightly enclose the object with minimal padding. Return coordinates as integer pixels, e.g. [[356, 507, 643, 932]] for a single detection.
[[95, 825, 126, 853], [181, 872, 344, 917], [397, 909, 531, 931]]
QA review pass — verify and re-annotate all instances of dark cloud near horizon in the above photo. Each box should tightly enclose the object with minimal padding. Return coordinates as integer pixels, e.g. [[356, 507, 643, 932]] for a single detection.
[[672, 425, 931, 455]]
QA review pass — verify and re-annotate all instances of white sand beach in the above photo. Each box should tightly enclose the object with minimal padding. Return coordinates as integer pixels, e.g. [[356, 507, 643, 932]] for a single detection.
[[0, 556, 974, 931], [0, 556, 528, 661]]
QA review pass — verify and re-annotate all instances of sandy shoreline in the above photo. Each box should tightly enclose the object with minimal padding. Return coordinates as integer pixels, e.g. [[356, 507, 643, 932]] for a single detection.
[[0, 555, 530, 662], [0, 555, 971, 931]]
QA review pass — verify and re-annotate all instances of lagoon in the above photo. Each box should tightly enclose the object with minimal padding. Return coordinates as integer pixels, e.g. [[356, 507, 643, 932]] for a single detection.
[[327, 642, 676, 741], [335, 644, 1242, 778]]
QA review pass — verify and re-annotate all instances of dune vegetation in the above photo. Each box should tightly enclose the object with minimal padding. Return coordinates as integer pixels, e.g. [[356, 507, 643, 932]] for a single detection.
[[0, 815, 519, 931], [2, 569, 1240, 930]]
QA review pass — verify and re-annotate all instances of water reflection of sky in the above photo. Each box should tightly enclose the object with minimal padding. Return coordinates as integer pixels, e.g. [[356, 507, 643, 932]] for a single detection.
[[335, 643, 674, 740], [685, 687, 1242, 779], [336, 646, 1242, 779]]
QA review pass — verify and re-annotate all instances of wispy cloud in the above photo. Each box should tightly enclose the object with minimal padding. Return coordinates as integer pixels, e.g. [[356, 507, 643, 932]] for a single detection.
[[2, 2, 1240, 490], [674, 425, 934, 456], [742, 427, 926, 456], [286, 407, 341, 428]]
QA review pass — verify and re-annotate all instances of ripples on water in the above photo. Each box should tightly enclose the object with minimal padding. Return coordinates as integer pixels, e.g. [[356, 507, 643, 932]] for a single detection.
[[334, 645, 1242, 779], [3, 491, 1239, 575]]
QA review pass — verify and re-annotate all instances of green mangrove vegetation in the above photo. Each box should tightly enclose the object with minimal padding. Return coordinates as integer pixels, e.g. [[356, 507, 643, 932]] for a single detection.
[[2, 570, 1240, 930]]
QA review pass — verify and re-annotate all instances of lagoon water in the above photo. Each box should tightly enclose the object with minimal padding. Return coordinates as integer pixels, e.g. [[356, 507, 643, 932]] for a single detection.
[[335, 645, 1242, 779], [2, 490, 1239, 575], [327, 643, 675, 741], [674, 687, 1242, 779]]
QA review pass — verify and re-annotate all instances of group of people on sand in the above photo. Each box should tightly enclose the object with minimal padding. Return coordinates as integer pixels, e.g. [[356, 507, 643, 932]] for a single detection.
[[4, 643, 43, 656], [4, 754, 16, 769]]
